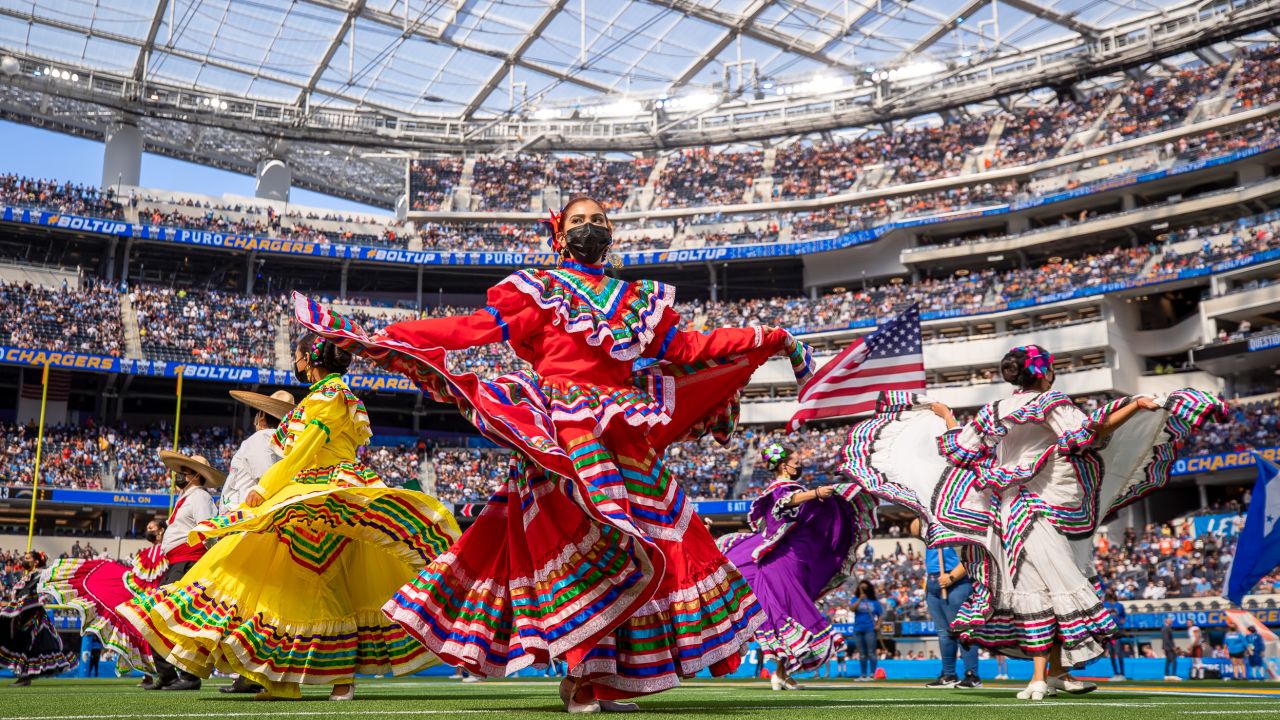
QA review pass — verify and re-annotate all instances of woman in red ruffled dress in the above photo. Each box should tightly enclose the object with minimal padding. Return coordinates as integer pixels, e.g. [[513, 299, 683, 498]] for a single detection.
[[296, 196, 813, 713], [39, 519, 168, 682]]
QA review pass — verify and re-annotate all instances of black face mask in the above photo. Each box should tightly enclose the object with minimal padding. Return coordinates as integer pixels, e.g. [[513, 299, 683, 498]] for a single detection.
[[294, 358, 311, 385], [173, 475, 190, 491], [144, 531, 158, 543], [564, 223, 612, 265]]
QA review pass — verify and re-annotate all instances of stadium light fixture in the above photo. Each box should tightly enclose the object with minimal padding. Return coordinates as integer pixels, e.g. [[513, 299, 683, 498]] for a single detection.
[[665, 91, 718, 112], [589, 99, 644, 118]]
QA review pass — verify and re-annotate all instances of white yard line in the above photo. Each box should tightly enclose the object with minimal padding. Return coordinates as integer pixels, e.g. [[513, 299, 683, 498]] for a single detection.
[[4, 699, 1276, 720]]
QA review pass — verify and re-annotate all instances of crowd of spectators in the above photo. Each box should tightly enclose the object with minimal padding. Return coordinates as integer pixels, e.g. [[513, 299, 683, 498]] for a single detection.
[[1184, 397, 1280, 455], [429, 447, 510, 504], [409, 158, 463, 212], [1093, 521, 1280, 600], [0, 174, 123, 218], [664, 434, 751, 500], [360, 443, 425, 489], [132, 285, 280, 367], [415, 220, 546, 253], [1231, 44, 1280, 111], [109, 424, 236, 492], [1100, 64, 1228, 143], [1, 422, 112, 489], [0, 279, 124, 357], [655, 148, 764, 207], [472, 156, 547, 211], [549, 157, 654, 212]]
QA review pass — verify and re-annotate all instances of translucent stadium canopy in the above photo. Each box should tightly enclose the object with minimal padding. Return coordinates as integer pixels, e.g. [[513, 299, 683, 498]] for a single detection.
[[0, 0, 1269, 206], [0, 0, 1162, 120]]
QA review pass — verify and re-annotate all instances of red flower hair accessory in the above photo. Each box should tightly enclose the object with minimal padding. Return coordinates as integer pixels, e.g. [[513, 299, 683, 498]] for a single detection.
[[544, 209, 564, 252]]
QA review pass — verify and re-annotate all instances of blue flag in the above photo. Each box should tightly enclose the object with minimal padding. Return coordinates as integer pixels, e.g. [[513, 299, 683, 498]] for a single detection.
[[1225, 452, 1280, 605]]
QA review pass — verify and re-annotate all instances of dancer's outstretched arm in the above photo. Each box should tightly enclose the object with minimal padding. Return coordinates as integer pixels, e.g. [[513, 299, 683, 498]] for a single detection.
[[1094, 396, 1160, 438], [646, 309, 788, 364], [374, 281, 537, 351]]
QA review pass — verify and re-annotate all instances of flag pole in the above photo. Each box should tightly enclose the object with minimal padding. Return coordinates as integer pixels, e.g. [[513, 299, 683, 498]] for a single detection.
[[168, 368, 184, 513], [25, 361, 51, 552]]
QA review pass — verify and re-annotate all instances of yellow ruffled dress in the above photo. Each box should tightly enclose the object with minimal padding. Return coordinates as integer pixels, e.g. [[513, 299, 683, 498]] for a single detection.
[[120, 374, 460, 697]]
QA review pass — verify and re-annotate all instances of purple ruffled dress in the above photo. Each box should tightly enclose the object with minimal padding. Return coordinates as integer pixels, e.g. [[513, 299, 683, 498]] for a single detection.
[[718, 480, 875, 674]]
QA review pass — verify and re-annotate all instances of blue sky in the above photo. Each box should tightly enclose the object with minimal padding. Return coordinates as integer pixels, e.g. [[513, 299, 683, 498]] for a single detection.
[[1, 120, 385, 215]]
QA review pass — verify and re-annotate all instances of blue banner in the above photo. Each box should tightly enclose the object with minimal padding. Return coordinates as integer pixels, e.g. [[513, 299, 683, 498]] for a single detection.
[[8, 135, 1276, 270], [1191, 512, 1243, 537], [0, 344, 419, 393], [848, 610, 1280, 636], [47, 489, 171, 508], [1173, 446, 1280, 476], [33, 488, 756, 516], [690, 499, 755, 515]]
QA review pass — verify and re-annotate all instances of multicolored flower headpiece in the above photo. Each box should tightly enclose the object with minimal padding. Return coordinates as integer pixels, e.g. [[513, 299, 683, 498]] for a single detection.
[[308, 336, 327, 364], [761, 443, 790, 469], [1014, 344, 1054, 378]]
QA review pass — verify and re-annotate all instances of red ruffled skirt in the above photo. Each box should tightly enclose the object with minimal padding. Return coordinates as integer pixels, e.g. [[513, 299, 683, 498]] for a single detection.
[[296, 296, 791, 699]]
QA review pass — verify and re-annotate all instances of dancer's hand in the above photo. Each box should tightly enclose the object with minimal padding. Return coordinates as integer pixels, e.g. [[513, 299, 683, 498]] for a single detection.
[[930, 402, 953, 420], [244, 489, 265, 508], [816, 486, 836, 500], [1135, 397, 1160, 411]]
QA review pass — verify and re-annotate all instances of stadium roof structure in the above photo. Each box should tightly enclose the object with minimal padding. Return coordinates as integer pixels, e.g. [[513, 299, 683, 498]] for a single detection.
[[0, 0, 1278, 207]]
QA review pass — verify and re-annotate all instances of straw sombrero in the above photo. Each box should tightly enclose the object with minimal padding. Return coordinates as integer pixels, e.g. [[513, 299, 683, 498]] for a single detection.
[[158, 450, 227, 488], [229, 389, 297, 419]]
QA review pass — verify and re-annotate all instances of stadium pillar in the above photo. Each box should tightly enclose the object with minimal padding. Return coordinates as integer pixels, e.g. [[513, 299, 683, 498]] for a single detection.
[[1237, 162, 1266, 186], [1121, 193, 1137, 211], [809, 286, 818, 301], [102, 236, 118, 284], [255, 158, 291, 202], [119, 237, 134, 285], [706, 262, 718, 302], [1198, 482, 1209, 510], [415, 266, 424, 311], [340, 260, 349, 300], [1006, 216, 1029, 234], [101, 121, 142, 190], [245, 252, 257, 294]]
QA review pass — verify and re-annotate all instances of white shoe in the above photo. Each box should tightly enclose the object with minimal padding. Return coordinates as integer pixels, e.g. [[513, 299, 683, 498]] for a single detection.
[[1113, 675, 1127, 682], [449, 672, 463, 679], [1048, 675, 1097, 695], [567, 698, 601, 714], [1016, 681, 1047, 701], [783, 677, 803, 690], [769, 673, 785, 691], [462, 675, 482, 683], [328, 685, 354, 701], [599, 700, 639, 713]]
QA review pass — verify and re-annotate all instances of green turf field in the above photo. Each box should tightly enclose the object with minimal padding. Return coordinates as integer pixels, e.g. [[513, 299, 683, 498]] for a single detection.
[[4, 677, 1280, 719]]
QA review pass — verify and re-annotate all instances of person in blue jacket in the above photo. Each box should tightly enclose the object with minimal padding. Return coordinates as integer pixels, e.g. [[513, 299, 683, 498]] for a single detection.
[[1246, 628, 1266, 680], [850, 579, 883, 681]]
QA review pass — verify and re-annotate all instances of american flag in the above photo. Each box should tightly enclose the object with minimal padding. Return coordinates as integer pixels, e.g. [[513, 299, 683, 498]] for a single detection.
[[786, 305, 925, 432]]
